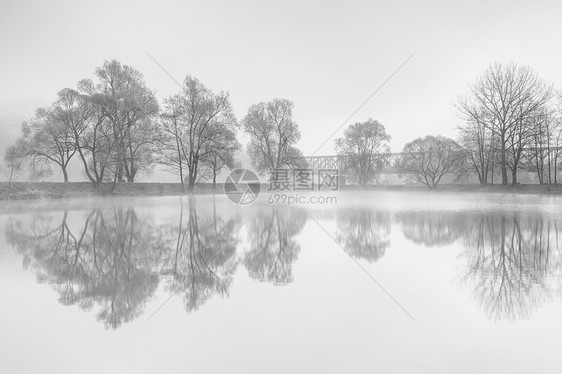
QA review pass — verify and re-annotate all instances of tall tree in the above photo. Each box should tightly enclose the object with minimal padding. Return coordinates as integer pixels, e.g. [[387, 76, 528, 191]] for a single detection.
[[243, 98, 305, 173], [79, 60, 160, 183], [457, 107, 498, 185], [55, 89, 116, 187], [457, 63, 552, 185], [50, 89, 101, 185], [160, 76, 236, 191], [335, 118, 390, 185], [528, 108, 556, 184], [3, 140, 26, 198], [20, 106, 76, 182]]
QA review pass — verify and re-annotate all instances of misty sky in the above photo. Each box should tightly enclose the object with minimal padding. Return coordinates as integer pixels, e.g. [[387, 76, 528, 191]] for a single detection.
[[1, 0, 561, 163]]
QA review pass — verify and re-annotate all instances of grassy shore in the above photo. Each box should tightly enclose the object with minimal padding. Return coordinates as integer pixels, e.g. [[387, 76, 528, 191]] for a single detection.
[[3, 181, 562, 201], [0, 182, 223, 201]]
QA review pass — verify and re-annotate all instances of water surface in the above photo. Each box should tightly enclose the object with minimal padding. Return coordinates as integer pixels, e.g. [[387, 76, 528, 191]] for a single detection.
[[1, 191, 561, 373]]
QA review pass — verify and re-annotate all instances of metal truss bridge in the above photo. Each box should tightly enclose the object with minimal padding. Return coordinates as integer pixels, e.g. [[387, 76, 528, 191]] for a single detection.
[[303, 147, 562, 175], [303, 153, 405, 174]]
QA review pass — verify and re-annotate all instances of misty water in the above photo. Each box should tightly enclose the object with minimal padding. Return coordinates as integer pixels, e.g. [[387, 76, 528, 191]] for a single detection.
[[1, 191, 562, 373]]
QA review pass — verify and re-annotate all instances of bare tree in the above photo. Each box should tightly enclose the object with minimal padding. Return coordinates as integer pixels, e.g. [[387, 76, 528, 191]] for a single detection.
[[19, 106, 76, 182], [79, 60, 160, 183], [457, 106, 498, 185], [552, 92, 562, 184], [243, 98, 305, 174], [57, 90, 117, 187], [160, 77, 236, 191], [335, 118, 390, 185], [457, 63, 552, 185], [160, 94, 187, 188], [3, 141, 26, 198], [200, 126, 240, 187], [399, 135, 465, 188], [527, 108, 557, 184]]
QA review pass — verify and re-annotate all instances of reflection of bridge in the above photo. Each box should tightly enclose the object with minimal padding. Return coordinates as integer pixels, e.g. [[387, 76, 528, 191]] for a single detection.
[[304, 153, 405, 174]]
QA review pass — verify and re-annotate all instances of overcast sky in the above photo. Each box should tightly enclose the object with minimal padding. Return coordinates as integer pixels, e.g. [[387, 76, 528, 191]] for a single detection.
[[1, 0, 561, 159]]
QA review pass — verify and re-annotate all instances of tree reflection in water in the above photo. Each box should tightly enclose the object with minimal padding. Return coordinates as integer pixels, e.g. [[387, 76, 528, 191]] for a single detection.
[[243, 207, 307, 285], [396, 209, 561, 321], [396, 211, 466, 247], [335, 208, 390, 262], [5, 201, 562, 325], [8, 208, 162, 329], [161, 197, 239, 313], [461, 214, 560, 321], [7, 198, 240, 328]]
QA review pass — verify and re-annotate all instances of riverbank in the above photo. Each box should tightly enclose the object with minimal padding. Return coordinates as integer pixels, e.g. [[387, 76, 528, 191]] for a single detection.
[[341, 183, 562, 195], [2, 181, 562, 201], [0, 182, 222, 201]]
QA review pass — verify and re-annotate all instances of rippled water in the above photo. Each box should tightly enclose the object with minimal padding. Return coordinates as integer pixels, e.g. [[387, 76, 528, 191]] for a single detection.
[[1, 191, 562, 373]]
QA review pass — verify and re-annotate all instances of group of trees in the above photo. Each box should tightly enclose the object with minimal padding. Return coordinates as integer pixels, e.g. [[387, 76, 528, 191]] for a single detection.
[[334, 119, 467, 188], [334, 62, 562, 188], [160, 76, 238, 190], [5, 59, 562, 191], [7, 61, 162, 187], [3, 59, 306, 191], [457, 62, 561, 186]]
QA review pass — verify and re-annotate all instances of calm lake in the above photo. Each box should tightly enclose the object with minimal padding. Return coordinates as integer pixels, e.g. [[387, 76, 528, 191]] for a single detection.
[[1, 191, 562, 373]]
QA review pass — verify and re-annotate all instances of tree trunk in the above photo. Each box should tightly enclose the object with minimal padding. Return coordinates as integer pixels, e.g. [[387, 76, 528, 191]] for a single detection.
[[187, 177, 196, 192], [187, 165, 196, 192], [554, 155, 558, 184], [501, 141, 508, 186], [62, 166, 69, 183], [477, 169, 486, 186], [7, 167, 14, 199]]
